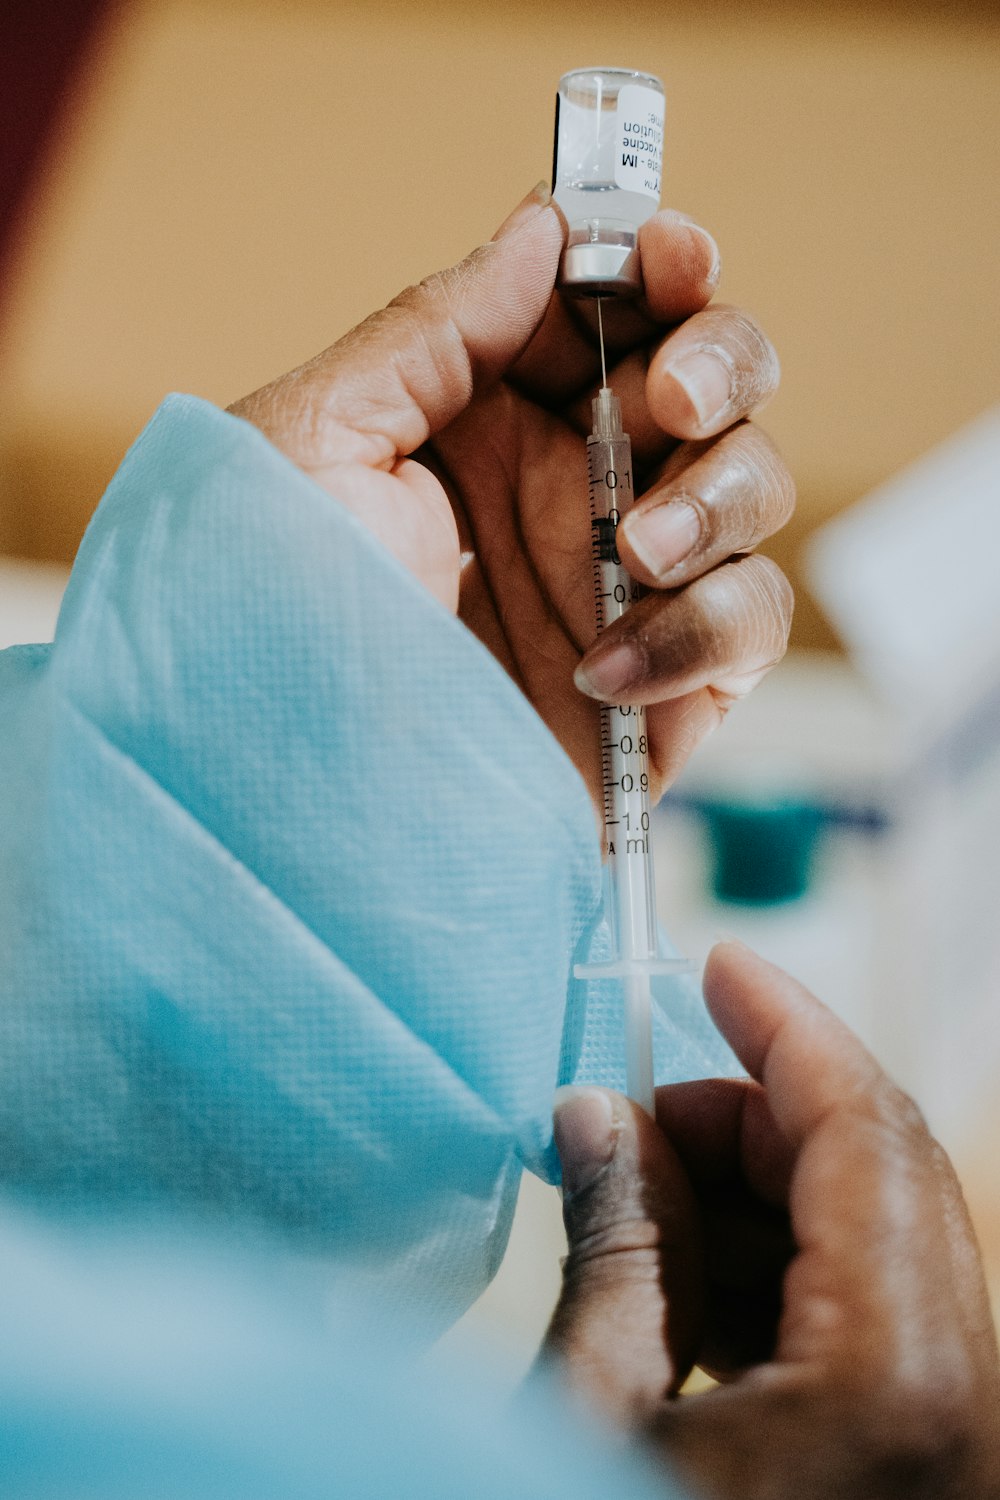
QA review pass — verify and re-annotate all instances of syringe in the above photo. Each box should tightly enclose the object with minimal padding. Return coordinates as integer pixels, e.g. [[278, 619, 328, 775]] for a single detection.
[[573, 302, 690, 1116], [552, 65, 689, 1114]]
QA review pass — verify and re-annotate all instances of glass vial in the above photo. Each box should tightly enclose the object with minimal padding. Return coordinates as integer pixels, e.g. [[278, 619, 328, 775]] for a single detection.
[[552, 67, 665, 298]]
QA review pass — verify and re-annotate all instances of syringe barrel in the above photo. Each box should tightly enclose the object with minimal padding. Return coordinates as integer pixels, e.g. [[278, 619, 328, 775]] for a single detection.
[[587, 412, 659, 965]]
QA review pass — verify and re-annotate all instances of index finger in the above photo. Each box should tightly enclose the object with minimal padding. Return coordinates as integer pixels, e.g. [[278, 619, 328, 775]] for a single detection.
[[702, 941, 889, 1149], [701, 943, 985, 1375]]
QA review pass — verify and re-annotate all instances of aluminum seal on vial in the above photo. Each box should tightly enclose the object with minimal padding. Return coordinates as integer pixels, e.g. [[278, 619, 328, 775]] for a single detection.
[[552, 67, 665, 299]]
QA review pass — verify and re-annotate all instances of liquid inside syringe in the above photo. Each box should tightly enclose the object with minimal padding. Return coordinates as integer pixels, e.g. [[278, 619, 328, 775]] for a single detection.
[[574, 313, 689, 1113], [587, 386, 657, 951]]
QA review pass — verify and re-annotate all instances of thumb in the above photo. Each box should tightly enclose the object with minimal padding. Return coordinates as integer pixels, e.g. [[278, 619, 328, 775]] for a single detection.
[[230, 183, 563, 471], [540, 1086, 704, 1429]]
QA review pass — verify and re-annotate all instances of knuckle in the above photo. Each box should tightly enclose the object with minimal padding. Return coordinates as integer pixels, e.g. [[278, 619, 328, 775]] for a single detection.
[[564, 1219, 664, 1273], [862, 1074, 930, 1140], [641, 557, 790, 687], [705, 422, 796, 549], [741, 424, 797, 526], [562, 1169, 663, 1254], [561, 1153, 685, 1277], [709, 302, 781, 408], [560, 1212, 672, 1300], [415, 242, 493, 316], [654, 555, 788, 666], [841, 1075, 940, 1176], [649, 425, 797, 571], [885, 1084, 930, 1140], [734, 554, 795, 657]]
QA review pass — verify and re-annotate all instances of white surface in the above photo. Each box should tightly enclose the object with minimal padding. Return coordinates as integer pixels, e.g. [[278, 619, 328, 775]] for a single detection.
[[806, 407, 1000, 734], [0, 558, 69, 649], [671, 648, 1000, 1157], [678, 650, 896, 797]]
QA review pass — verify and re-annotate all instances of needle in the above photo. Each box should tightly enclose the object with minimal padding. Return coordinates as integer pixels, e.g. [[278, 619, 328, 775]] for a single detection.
[[596, 296, 608, 389]]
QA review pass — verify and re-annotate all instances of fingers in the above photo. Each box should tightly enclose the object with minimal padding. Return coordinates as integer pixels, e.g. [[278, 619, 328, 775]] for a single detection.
[[618, 424, 795, 589], [639, 211, 722, 318], [564, 302, 780, 463], [229, 183, 563, 469], [539, 1087, 703, 1429], [696, 1200, 794, 1377], [655, 1077, 795, 1207], [652, 1079, 796, 1378], [701, 941, 885, 1149], [303, 458, 462, 611], [508, 210, 721, 409], [646, 302, 780, 441], [574, 553, 793, 706], [702, 943, 1000, 1396]]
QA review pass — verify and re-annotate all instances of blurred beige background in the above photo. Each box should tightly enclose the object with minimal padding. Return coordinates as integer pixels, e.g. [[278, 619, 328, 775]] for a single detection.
[[0, 0, 997, 651]]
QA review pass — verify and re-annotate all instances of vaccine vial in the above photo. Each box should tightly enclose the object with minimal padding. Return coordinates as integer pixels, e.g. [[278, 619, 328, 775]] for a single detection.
[[552, 67, 665, 298]]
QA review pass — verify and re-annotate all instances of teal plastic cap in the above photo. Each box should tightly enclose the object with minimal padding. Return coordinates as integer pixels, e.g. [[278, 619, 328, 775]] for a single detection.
[[701, 797, 824, 906]]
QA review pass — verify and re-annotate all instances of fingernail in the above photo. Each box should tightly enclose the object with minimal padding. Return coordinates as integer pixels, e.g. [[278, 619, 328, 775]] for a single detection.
[[573, 642, 641, 700], [665, 348, 732, 429], [623, 499, 702, 578], [492, 181, 553, 239], [553, 1086, 617, 1193]]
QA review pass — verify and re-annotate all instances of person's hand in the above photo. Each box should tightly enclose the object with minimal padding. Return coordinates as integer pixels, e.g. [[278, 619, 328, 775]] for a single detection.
[[229, 185, 793, 810], [542, 942, 1000, 1499]]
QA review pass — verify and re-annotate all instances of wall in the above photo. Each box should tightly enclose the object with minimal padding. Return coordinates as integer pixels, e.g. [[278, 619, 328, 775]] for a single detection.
[[0, 0, 997, 647]]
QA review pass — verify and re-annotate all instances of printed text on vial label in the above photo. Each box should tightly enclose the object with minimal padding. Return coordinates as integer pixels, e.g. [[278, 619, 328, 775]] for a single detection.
[[614, 84, 665, 199]]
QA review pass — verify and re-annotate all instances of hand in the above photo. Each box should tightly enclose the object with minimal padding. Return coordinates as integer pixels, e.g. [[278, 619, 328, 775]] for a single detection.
[[542, 943, 1000, 1499], [230, 186, 794, 809]]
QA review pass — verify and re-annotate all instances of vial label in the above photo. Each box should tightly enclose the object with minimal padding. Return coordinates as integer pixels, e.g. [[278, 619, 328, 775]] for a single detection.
[[614, 85, 664, 200]]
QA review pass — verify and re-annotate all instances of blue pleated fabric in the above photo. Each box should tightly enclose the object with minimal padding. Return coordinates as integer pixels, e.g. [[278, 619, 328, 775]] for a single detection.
[[0, 396, 737, 1327], [0, 1201, 689, 1499]]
